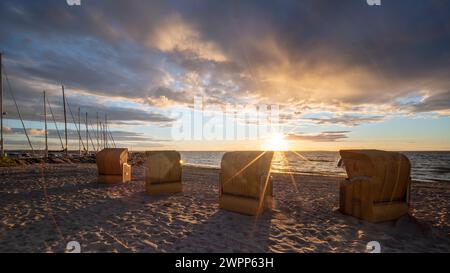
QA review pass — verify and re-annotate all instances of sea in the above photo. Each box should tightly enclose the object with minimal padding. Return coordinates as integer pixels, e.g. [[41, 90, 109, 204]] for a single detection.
[[179, 151, 450, 183]]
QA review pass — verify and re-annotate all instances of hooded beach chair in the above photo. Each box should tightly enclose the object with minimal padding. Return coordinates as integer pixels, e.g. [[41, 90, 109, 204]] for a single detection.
[[219, 151, 274, 216], [96, 148, 131, 184], [145, 151, 182, 194], [339, 149, 411, 222]]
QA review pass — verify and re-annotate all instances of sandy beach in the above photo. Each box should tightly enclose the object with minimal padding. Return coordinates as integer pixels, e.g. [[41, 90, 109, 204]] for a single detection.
[[0, 161, 449, 253]]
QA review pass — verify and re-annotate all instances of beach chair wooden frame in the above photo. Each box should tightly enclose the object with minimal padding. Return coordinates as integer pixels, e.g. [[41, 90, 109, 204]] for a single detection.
[[339, 149, 411, 222], [219, 151, 274, 216], [145, 151, 182, 195], [96, 148, 131, 184]]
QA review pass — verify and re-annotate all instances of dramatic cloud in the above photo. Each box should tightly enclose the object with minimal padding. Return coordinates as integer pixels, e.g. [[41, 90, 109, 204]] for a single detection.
[[1, 0, 449, 147], [0, 76, 175, 124], [3, 127, 168, 146], [149, 13, 227, 62], [144, 86, 192, 107], [408, 91, 450, 114], [2, 1, 449, 109]]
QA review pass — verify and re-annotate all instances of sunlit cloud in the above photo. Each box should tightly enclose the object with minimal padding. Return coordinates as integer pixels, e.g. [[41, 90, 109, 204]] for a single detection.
[[0, 0, 449, 150], [149, 13, 227, 62]]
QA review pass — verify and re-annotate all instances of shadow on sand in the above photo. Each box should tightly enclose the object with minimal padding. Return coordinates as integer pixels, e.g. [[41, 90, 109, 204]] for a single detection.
[[167, 209, 274, 253]]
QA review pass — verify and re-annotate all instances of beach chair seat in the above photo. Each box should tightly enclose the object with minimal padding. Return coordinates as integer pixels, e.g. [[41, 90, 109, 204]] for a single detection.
[[219, 151, 274, 216], [96, 148, 131, 184], [145, 151, 182, 194], [339, 149, 411, 222]]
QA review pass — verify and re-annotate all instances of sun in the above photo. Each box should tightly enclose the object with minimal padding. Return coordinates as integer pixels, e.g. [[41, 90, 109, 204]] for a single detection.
[[261, 133, 289, 151]]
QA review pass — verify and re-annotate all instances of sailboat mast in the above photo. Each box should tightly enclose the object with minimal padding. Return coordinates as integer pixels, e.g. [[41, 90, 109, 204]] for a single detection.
[[62, 85, 68, 156], [99, 121, 103, 149], [0, 53, 4, 157], [44, 90, 48, 158], [96, 112, 99, 151], [85, 112, 88, 154], [104, 114, 107, 148], [78, 107, 81, 156]]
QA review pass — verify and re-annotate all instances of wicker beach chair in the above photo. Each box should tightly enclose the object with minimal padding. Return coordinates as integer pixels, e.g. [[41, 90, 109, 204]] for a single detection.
[[219, 151, 274, 216], [339, 149, 411, 222], [96, 148, 131, 184], [145, 151, 182, 194]]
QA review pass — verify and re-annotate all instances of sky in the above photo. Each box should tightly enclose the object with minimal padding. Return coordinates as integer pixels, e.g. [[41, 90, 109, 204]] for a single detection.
[[0, 0, 449, 151]]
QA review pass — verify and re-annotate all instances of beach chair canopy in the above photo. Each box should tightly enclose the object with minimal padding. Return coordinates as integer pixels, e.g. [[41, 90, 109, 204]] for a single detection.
[[340, 149, 411, 203], [96, 148, 128, 175], [145, 150, 181, 183], [221, 151, 274, 198]]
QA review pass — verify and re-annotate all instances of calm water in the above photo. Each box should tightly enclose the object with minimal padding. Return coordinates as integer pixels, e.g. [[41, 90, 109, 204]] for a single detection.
[[180, 151, 450, 183]]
